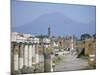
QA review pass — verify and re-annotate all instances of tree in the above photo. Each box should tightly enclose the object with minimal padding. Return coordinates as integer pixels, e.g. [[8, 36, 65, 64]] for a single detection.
[[80, 33, 91, 40], [93, 34, 96, 39], [35, 34, 48, 39]]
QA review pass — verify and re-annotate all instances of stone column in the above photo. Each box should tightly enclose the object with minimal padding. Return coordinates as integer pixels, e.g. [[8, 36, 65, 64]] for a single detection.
[[24, 44, 29, 67], [28, 44, 33, 67], [50, 55, 53, 72], [14, 43, 19, 71], [32, 44, 35, 64], [43, 47, 51, 72], [85, 39, 90, 56], [18, 43, 24, 69], [11, 42, 15, 73], [35, 44, 39, 64]]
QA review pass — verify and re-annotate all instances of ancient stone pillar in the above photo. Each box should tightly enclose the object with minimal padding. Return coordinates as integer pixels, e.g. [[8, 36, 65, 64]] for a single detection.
[[28, 44, 33, 67], [18, 43, 24, 69], [35, 44, 39, 63], [88, 41, 96, 68], [24, 44, 29, 67], [50, 55, 53, 72], [32, 44, 35, 64], [11, 42, 15, 73], [43, 47, 52, 72], [14, 43, 19, 71], [85, 39, 89, 55]]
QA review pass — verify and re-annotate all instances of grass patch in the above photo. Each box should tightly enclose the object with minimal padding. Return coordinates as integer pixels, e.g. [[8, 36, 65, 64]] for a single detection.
[[78, 55, 88, 60], [52, 55, 63, 65]]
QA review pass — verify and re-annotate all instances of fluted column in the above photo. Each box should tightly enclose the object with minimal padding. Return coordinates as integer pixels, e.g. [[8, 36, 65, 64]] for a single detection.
[[28, 44, 33, 67], [24, 44, 29, 67], [32, 44, 35, 64], [18, 43, 24, 69], [14, 43, 19, 71], [11, 43, 14, 73], [50, 55, 53, 72], [44, 46, 52, 72], [35, 44, 39, 63]]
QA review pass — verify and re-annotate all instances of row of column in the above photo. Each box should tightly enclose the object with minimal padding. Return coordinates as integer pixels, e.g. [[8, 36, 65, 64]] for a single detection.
[[12, 43, 39, 71], [11, 42, 55, 73]]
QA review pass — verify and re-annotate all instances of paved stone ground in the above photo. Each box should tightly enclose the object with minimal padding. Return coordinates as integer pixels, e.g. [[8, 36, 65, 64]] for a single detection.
[[54, 53, 90, 72]]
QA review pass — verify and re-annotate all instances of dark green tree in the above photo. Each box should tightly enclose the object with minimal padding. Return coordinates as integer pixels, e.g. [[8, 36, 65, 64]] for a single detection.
[[80, 33, 91, 40], [93, 34, 96, 39]]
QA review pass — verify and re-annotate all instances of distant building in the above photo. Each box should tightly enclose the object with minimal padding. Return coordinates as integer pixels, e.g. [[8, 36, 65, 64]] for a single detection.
[[11, 32, 51, 74], [48, 26, 51, 38]]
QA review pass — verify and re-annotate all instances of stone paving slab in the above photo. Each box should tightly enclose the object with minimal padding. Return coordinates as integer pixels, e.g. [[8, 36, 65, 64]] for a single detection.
[[54, 54, 90, 72]]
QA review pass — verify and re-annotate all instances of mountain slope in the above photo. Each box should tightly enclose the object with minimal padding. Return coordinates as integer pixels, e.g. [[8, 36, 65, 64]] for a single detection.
[[12, 12, 96, 37]]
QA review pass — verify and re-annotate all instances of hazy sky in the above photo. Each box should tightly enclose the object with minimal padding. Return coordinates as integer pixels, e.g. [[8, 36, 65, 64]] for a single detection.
[[11, 0, 96, 37]]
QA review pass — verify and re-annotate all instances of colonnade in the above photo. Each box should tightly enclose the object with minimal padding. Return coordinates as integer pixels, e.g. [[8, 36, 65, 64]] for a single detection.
[[11, 42, 54, 74], [11, 42, 39, 71]]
